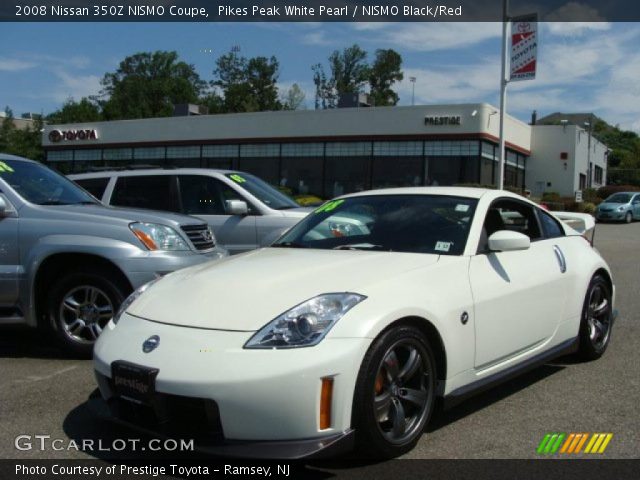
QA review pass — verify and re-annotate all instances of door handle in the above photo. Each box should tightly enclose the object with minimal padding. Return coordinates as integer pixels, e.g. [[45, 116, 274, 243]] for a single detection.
[[553, 245, 567, 273]]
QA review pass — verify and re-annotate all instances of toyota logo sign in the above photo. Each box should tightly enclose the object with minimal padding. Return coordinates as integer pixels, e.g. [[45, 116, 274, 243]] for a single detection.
[[48, 129, 98, 142]]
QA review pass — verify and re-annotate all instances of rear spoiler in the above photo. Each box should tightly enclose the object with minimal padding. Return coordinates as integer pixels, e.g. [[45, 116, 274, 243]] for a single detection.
[[553, 212, 596, 245]]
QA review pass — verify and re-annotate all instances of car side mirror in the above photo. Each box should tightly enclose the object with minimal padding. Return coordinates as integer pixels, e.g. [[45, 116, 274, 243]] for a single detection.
[[226, 199, 249, 216], [488, 230, 530, 252]]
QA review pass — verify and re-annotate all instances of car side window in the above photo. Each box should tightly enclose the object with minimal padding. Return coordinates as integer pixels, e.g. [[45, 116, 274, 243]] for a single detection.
[[538, 210, 565, 239], [177, 175, 254, 215], [111, 175, 180, 212], [75, 177, 109, 200], [478, 199, 542, 252]]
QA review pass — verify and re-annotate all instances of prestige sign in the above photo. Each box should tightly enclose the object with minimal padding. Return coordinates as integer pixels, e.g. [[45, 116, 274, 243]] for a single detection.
[[424, 116, 462, 126], [48, 128, 98, 142]]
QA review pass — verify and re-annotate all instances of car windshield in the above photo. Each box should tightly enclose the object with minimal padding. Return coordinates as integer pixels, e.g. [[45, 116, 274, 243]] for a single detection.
[[0, 159, 97, 205], [606, 193, 632, 203], [272, 194, 477, 255], [225, 172, 299, 210]]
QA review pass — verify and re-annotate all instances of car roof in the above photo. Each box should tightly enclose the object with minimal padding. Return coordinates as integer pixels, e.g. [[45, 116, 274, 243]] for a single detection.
[[0, 153, 36, 163], [69, 168, 237, 178], [341, 186, 519, 201]]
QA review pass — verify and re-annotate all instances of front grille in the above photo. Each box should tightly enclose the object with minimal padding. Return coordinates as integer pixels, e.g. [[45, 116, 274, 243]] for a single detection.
[[181, 224, 215, 251], [103, 373, 224, 444]]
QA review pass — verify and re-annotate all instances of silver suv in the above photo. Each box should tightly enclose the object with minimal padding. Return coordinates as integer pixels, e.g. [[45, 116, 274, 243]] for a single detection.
[[0, 154, 226, 356], [69, 169, 311, 254]]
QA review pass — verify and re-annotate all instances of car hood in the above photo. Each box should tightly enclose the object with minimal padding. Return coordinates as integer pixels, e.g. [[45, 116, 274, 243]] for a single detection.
[[599, 202, 628, 209], [280, 207, 313, 218], [34, 204, 206, 228], [128, 248, 440, 331]]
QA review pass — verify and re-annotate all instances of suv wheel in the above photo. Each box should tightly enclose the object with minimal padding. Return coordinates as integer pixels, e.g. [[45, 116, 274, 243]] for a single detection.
[[46, 269, 127, 358]]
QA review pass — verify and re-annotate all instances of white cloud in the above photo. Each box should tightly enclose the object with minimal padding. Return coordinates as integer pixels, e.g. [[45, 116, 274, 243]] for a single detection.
[[543, 2, 608, 23], [301, 30, 333, 46], [0, 58, 36, 72], [50, 69, 102, 103], [354, 22, 502, 52], [543, 22, 611, 37]]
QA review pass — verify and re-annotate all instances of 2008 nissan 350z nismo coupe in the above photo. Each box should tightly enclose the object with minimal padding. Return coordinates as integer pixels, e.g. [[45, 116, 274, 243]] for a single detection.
[[92, 187, 616, 459]]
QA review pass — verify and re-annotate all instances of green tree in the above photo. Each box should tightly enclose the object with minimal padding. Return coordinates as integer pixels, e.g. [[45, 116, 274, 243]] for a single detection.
[[368, 49, 403, 106], [212, 50, 282, 113], [100, 51, 205, 120], [46, 97, 102, 124], [281, 83, 306, 110], [313, 44, 370, 109], [0, 107, 44, 160], [0, 107, 15, 153]]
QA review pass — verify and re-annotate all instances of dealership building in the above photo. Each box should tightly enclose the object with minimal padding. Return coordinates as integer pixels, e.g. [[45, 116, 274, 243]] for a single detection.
[[42, 103, 609, 199]]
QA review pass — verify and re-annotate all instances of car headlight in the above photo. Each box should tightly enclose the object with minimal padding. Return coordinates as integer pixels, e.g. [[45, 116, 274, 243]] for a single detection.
[[244, 293, 366, 349], [617, 206, 626, 211], [113, 278, 160, 325], [130, 222, 189, 251]]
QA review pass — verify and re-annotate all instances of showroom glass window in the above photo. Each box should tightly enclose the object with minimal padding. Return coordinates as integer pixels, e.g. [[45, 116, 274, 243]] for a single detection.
[[372, 142, 424, 189], [167, 146, 201, 168], [133, 147, 165, 167], [324, 142, 372, 197], [239, 144, 280, 186], [202, 145, 236, 170], [73, 149, 103, 173], [280, 143, 324, 198], [426, 141, 480, 186]]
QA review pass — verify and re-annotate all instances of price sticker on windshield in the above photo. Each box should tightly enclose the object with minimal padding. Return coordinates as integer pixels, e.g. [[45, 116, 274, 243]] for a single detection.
[[435, 241, 452, 252]]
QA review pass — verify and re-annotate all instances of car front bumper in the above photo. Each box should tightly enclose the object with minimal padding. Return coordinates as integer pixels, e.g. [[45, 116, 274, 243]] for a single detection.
[[93, 313, 370, 457], [596, 210, 626, 221]]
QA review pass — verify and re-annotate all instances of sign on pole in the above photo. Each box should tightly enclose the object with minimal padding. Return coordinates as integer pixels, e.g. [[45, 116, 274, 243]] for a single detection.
[[510, 13, 537, 82]]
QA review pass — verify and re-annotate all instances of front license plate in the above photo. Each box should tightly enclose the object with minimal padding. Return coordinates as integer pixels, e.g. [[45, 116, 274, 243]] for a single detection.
[[111, 361, 159, 404]]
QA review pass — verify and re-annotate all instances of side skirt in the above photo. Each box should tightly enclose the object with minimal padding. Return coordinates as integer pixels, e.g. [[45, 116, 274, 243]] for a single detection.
[[442, 337, 578, 410]]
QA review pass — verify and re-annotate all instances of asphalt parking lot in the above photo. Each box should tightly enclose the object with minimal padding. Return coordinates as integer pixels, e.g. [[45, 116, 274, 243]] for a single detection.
[[1, 222, 638, 466]]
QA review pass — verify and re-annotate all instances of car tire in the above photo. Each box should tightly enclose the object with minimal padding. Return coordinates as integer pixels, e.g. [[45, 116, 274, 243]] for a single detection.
[[625, 212, 632, 223], [351, 325, 436, 459], [577, 274, 613, 361], [46, 269, 127, 358]]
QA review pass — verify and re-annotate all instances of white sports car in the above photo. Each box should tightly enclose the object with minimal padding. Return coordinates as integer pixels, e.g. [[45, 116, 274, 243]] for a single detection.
[[92, 187, 616, 459]]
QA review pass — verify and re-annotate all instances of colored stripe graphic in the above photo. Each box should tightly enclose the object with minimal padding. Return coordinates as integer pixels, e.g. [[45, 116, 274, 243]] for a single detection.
[[538, 433, 613, 455], [537, 433, 565, 454]]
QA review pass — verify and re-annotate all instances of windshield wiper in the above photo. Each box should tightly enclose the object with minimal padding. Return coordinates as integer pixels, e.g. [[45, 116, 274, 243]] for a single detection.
[[272, 241, 308, 248], [38, 201, 72, 205], [333, 244, 390, 251]]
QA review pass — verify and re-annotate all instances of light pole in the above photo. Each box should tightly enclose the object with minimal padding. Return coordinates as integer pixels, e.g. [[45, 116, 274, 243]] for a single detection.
[[497, 0, 510, 190], [409, 76, 416, 106], [585, 115, 593, 189]]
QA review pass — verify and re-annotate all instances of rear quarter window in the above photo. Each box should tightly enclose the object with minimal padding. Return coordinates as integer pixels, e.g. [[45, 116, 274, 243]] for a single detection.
[[539, 210, 565, 239], [111, 175, 180, 212]]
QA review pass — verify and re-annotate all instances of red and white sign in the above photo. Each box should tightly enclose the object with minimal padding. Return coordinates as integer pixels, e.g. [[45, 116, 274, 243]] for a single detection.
[[510, 14, 538, 82]]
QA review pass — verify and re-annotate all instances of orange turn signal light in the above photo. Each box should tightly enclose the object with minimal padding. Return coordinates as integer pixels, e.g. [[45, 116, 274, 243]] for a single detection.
[[320, 377, 333, 430], [132, 229, 158, 250]]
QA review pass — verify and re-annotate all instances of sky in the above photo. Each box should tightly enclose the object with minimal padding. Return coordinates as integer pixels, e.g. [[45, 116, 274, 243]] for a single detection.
[[1, 21, 639, 132]]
